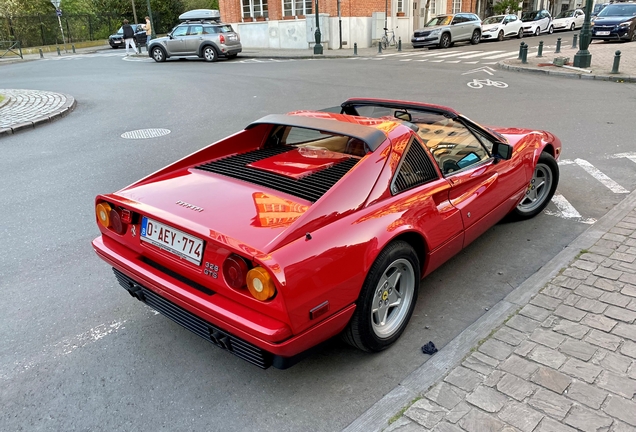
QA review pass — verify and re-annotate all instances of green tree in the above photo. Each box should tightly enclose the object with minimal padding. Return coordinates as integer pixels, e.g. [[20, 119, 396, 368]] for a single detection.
[[181, 0, 219, 11], [492, 0, 520, 15]]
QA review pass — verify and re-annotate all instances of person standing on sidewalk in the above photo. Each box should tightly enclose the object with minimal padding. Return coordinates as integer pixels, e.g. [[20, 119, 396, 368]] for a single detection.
[[143, 16, 152, 52], [122, 20, 135, 56]]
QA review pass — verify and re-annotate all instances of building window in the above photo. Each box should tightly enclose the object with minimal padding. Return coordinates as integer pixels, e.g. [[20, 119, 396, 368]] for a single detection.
[[282, 0, 312, 16], [452, 0, 461, 13], [397, 0, 405, 13], [242, 0, 269, 18], [428, 0, 436, 16]]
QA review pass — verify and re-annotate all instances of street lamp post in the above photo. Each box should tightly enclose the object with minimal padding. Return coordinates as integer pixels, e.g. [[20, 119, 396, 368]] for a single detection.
[[146, 0, 156, 39], [314, 0, 323, 54], [573, 0, 594, 68]]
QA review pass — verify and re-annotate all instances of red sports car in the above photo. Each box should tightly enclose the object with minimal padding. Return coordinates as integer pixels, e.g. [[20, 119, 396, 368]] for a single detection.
[[93, 98, 561, 369]]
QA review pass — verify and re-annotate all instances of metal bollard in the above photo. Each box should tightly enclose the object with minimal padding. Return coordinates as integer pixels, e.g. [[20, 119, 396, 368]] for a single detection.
[[521, 43, 528, 64], [537, 40, 544, 58], [518, 42, 526, 60], [378, 40, 382, 54], [555, 38, 561, 54], [39, 48, 44, 58], [57, 46, 61, 56], [354, 42, 358, 56], [72, 44, 76, 53], [398, 37, 402, 52], [572, 34, 578, 49], [137, 44, 141, 54], [611, 50, 621, 74]]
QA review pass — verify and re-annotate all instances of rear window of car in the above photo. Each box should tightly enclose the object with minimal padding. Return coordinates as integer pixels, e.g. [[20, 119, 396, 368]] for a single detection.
[[267, 126, 368, 157], [204, 24, 235, 33]]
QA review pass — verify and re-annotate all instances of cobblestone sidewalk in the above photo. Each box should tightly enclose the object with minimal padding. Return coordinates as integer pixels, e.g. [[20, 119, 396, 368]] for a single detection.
[[0, 89, 76, 136], [385, 205, 636, 432]]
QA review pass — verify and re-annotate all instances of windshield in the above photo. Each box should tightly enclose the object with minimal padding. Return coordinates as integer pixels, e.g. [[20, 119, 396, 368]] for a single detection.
[[556, 10, 575, 18], [593, 4, 606, 14], [521, 11, 539, 21], [483, 15, 504, 24], [425, 16, 452, 26], [597, 4, 636, 17]]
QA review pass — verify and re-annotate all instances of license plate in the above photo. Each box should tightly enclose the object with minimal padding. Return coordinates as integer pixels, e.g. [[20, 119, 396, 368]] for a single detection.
[[141, 217, 204, 265], [229, 35, 238, 41], [596, 31, 610, 35]]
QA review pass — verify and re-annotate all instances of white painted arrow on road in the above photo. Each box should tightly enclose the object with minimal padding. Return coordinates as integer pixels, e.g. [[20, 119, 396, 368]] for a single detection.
[[461, 66, 497, 76]]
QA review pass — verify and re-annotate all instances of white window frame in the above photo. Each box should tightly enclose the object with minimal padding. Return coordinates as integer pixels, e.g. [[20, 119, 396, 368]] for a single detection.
[[282, 0, 312, 16], [242, 0, 269, 18], [429, 0, 436, 15], [452, 0, 462, 13], [397, 0, 405, 13]]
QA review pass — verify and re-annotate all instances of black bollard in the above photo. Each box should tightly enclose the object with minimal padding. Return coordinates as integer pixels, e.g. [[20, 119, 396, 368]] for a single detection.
[[572, 34, 578, 49], [521, 43, 528, 64], [537, 40, 544, 58], [57, 46, 61, 56], [398, 37, 402, 52], [556, 38, 561, 54], [39, 48, 44, 58], [378, 40, 382, 54], [354, 42, 358, 56], [611, 50, 621, 74], [518, 42, 526, 60], [72, 44, 76, 53]]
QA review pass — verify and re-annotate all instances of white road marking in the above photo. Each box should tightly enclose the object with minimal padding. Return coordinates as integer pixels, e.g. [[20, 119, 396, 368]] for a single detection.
[[400, 59, 413, 62], [462, 66, 496, 75], [545, 193, 596, 224], [457, 50, 502, 59], [609, 152, 636, 164], [446, 60, 461, 63], [481, 51, 520, 59], [430, 60, 445, 62], [562, 158, 630, 193], [435, 51, 480, 58]]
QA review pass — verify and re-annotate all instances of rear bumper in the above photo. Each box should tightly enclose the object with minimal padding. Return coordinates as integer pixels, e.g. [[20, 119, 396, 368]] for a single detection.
[[92, 235, 356, 368]]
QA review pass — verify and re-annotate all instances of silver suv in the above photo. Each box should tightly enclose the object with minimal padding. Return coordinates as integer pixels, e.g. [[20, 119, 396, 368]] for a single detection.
[[411, 13, 482, 49], [148, 21, 242, 62]]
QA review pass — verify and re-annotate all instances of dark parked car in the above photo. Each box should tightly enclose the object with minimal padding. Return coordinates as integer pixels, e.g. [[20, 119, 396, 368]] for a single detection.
[[109, 24, 147, 48], [591, 3, 636, 41]]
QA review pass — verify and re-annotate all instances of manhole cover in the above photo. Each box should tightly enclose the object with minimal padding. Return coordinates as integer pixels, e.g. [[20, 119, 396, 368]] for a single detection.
[[121, 128, 171, 139]]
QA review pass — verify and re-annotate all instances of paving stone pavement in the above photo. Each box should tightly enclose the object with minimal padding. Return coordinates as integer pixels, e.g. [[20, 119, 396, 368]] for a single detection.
[[0, 89, 76, 136], [380, 206, 636, 432]]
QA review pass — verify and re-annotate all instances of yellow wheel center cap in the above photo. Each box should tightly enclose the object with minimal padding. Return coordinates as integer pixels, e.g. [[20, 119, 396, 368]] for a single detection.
[[382, 291, 389, 301]]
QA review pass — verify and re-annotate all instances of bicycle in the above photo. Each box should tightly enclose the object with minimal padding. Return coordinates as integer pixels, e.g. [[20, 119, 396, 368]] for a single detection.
[[380, 27, 397, 49]]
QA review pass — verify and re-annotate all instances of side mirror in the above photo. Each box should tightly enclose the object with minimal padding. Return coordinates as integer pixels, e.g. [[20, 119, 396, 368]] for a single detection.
[[493, 141, 513, 161], [168, 34, 174, 39]]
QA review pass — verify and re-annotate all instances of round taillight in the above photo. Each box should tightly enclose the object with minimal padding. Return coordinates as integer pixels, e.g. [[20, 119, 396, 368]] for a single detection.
[[96, 202, 111, 228], [109, 208, 126, 235], [223, 255, 249, 289], [246, 267, 276, 301]]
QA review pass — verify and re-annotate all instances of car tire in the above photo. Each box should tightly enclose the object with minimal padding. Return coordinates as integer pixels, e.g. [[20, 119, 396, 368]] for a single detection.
[[535, 27, 540, 36], [517, 29, 523, 39], [439, 33, 451, 49], [631, 30, 636, 42], [470, 29, 481, 44], [497, 30, 504, 41], [549, 25, 554, 34], [570, 23, 575, 31], [203, 46, 218, 62], [151, 46, 166, 62], [512, 152, 559, 220], [342, 240, 420, 352]]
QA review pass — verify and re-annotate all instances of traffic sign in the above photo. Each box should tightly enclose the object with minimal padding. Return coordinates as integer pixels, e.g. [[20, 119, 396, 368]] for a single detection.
[[50, 0, 61, 9]]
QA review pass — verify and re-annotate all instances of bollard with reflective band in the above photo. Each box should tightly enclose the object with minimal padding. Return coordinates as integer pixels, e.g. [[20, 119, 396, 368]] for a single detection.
[[354, 42, 358, 56], [611, 50, 621, 74], [398, 37, 402, 52], [556, 38, 561, 54], [521, 44, 528, 64], [572, 34, 578, 49], [537, 41, 544, 58]]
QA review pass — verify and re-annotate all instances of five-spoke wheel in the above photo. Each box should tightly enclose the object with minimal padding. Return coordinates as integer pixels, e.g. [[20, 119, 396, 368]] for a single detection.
[[512, 152, 559, 220]]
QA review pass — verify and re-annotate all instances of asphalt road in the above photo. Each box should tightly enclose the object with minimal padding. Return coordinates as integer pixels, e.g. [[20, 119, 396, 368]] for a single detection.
[[1, 50, 636, 431]]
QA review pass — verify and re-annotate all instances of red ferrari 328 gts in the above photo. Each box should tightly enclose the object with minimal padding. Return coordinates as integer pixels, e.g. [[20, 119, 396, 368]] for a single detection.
[[92, 98, 561, 369]]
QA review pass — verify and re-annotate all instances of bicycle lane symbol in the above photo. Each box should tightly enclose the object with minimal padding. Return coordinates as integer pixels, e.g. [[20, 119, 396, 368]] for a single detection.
[[467, 78, 508, 89]]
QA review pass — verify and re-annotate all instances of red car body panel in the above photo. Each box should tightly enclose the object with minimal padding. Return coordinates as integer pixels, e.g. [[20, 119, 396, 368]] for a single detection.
[[92, 99, 562, 368]]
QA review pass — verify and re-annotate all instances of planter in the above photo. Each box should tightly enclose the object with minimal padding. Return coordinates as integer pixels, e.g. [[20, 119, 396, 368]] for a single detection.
[[396, 12, 406, 17], [255, 16, 265, 21]]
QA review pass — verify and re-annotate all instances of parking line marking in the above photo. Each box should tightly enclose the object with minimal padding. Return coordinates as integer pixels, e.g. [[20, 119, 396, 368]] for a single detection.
[[575, 158, 629, 193], [609, 152, 636, 164], [546, 193, 596, 224]]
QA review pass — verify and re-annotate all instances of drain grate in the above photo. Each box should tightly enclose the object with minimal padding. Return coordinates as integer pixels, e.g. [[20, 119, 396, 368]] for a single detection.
[[121, 128, 171, 139]]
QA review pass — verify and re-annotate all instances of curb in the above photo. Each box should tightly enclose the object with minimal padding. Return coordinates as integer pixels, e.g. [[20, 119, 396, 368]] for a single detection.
[[498, 61, 636, 83], [343, 186, 636, 432], [0, 94, 76, 137]]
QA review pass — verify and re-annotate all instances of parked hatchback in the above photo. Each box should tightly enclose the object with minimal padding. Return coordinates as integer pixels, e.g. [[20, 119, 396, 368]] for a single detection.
[[591, 3, 636, 42], [521, 10, 553, 36], [148, 21, 242, 62], [412, 13, 482, 49], [552, 9, 585, 31], [481, 14, 524, 41]]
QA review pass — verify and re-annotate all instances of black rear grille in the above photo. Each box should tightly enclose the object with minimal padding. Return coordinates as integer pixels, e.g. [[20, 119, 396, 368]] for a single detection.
[[113, 268, 272, 369], [195, 147, 359, 202], [391, 140, 439, 194]]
